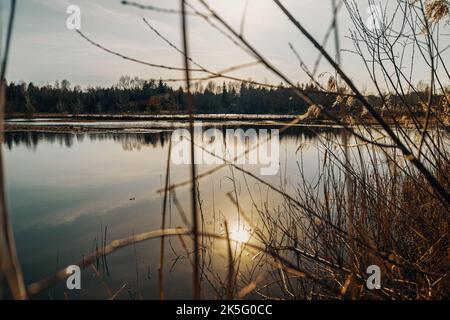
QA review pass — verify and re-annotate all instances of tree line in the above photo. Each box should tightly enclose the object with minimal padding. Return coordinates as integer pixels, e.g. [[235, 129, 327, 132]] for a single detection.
[[5, 75, 447, 116], [3, 76, 339, 115]]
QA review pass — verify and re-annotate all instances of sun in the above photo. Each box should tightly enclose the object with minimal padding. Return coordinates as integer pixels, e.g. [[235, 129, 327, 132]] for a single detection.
[[230, 225, 251, 244]]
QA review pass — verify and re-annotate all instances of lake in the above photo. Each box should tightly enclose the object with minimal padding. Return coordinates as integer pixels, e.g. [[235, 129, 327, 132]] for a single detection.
[[2, 120, 383, 299]]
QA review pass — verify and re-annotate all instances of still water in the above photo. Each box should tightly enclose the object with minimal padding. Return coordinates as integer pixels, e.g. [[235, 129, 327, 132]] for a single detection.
[[3, 123, 346, 299]]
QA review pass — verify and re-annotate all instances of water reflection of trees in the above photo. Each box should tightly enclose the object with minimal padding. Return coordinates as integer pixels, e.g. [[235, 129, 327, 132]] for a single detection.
[[4, 132, 78, 150], [3, 126, 345, 151], [3, 131, 173, 151]]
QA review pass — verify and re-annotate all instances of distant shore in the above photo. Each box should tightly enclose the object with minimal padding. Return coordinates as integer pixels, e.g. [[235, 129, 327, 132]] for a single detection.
[[2, 113, 339, 133], [4, 113, 299, 121], [2, 112, 444, 134]]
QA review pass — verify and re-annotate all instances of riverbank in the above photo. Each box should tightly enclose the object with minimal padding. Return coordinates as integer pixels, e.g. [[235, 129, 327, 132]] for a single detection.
[[2, 113, 335, 133], [2, 112, 445, 134], [4, 113, 299, 121]]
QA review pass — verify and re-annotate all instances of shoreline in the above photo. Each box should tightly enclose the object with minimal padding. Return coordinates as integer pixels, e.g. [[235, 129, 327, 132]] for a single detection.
[[2, 113, 445, 134], [2, 121, 341, 134], [5, 113, 301, 122], [2, 113, 334, 134]]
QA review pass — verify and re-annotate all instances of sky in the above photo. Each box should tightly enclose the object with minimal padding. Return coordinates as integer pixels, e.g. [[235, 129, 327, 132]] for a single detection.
[[2, 0, 449, 90]]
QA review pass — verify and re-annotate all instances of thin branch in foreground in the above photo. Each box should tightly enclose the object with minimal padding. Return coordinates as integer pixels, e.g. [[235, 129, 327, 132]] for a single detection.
[[158, 139, 172, 300], [76, 30, 203, 73], [180, 0, 201, 300], [0, 0, 27, 300], [122, 0, 202, 16]]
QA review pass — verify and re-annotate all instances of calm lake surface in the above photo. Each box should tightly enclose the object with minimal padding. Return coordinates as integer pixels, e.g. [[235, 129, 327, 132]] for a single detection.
[[2, 120, 367, 299]]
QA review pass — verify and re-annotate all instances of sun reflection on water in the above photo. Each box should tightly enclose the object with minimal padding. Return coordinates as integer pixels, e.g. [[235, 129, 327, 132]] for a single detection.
[[229, 224, 251, 244]]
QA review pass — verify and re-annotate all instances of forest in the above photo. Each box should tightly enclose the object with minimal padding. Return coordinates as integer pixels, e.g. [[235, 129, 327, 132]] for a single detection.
[[6, 76, 446, 116], [4, 76, 325, 115]]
